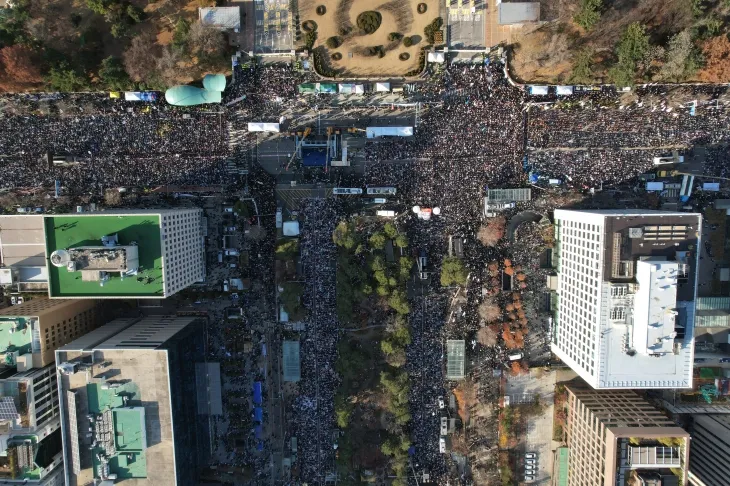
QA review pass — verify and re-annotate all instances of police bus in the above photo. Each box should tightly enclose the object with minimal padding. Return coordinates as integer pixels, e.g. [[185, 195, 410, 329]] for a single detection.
[[333, 188, 363, 195], [366, 187, 397, 195]]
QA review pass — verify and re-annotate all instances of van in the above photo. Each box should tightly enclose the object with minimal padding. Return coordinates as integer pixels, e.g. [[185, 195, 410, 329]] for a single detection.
[[439, 437, 446, 453]]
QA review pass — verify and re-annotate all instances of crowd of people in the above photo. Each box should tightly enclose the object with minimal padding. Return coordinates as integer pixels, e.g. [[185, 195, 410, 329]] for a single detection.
[[295, 198, 340, 482]]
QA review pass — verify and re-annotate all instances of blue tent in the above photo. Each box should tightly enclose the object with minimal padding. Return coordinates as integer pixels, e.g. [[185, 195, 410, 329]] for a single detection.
[[253, 382, 263, 404], [254, 407, 263, 423]]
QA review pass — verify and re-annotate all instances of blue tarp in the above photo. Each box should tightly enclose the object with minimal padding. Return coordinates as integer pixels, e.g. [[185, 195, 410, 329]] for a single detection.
[[254, 407, 263, 423], [253, 382, 263, 404], [529, 173, 539, 183], [302, 149, 327, 167], [255, 425, 263, 438]]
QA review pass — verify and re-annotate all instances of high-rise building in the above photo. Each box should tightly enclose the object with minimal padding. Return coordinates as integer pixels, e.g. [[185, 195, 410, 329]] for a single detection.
[[552, 209, 701, 389], [564, 379, 689, 486], [0, 209, 205, 298], [0, 299, 102, 369], [56, 316, 212, 486], [0, 299, 103, 485], [687, 414, 730, 486]]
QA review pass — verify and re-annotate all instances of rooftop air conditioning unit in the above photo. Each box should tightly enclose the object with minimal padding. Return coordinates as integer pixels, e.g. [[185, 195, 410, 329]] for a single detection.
[[629, 228, 643, 238]]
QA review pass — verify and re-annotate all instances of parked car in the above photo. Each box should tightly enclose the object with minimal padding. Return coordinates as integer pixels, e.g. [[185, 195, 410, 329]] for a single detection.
[[719, 358, 730, 363], [224, 226, 237, 233], [525, 464, 536, 471], [223, 280, 229, 292], [217, 251, 223, 263], [525, 453, 537, 459], [694, 358, 707, 363], [224, 206, 234, 213], [525, 458, 536, 465], [225, 249, 240, 257], [229, 263, 238, 268], [524, 474, 535, 482], [437, 396, 445, 409]]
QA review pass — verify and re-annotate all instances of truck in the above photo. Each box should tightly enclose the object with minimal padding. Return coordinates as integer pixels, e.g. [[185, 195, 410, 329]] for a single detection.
[[653, 151, 684, 165], [509, 352, 523, 361]]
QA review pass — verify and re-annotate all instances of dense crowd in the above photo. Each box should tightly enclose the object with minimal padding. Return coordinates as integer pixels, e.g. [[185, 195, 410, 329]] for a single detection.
[[295, 198, 340, 482]]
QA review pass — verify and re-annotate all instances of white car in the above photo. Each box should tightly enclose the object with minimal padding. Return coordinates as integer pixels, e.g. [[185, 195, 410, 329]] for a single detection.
[[525, 452, 537, 459], [437, 396, 445, 409], [225, 249, 240, 256], [525, 458, 536, 465], [223, 280, 229, 292], [525, 464, 536, 471], [524, 474, 535, 482]]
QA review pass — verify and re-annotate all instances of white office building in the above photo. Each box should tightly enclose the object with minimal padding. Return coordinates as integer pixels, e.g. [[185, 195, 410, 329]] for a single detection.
[[552, 209, 701, 389]]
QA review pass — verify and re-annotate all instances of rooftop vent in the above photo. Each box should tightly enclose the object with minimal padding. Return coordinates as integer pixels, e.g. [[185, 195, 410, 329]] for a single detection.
[[629, 228, 643, 239]]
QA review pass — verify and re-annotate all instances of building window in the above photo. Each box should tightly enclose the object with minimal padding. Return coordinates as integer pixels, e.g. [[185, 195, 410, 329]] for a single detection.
[[610, 307, 626, 320]]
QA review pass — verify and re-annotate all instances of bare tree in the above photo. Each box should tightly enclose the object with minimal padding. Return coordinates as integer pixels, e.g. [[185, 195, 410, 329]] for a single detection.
[[476, 326, 498, 347], [156, 47, 184, 87], [477, 217, 505, 246], [123, 33, 158, 82], [478, 298, 501, 323], [188, 22, 226, 56]]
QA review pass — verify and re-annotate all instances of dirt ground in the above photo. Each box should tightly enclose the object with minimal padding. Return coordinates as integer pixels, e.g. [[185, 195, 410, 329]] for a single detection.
[[299, 0, 441, 76]]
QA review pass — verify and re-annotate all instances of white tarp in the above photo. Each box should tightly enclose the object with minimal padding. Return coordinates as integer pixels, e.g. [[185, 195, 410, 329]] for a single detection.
[[248, 122, 280, 132], [556, 85, 574, 96], [528, 85, 548, 96], [366, 126, 414, 138], [427, 52, 445, 63], [375, 82, 391, 92]]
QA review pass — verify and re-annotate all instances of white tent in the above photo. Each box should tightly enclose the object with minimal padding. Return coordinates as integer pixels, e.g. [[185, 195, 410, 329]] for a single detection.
[[427, 52, 445, 63], [366, 126, 413, 138], [375, 82, 391, 92], [354, 84, 365, 94], [528, 85, 548, 96], [248, 122, 280, 132], [556, 85, 574, 96], [282, 221, 300, 236]]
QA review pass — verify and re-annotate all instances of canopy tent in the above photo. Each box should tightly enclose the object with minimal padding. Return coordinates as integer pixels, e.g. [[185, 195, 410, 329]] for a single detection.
[[247, 122, 281, 132], [446, 340, 466, 380], [556, 85, 574, 96], [317, 83, 337, 94], [253, 382, 263, 404], [124, 92, 157, 102], [427, 52, 445, 63], [282, 341, 301, 382], [298, 83, 316, 94], [375, 82, 391, 92], [528, 85, 548, 96], [282, 221, 300, 237], [366, 126, 413, 138], [338, 83, 365, 94], [253, 407, 263, 423]]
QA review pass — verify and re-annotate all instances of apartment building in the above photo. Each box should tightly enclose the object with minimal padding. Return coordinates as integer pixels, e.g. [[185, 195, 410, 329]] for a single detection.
[[552, 209, 701, 389], [564, 380, 689, 486]]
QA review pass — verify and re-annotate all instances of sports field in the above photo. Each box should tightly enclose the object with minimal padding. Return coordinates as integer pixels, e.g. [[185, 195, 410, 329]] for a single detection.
[[44, 215, 164, 297]]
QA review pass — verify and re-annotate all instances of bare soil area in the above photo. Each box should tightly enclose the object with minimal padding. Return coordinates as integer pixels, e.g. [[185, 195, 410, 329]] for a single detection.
[[299, 0, 440, 76]]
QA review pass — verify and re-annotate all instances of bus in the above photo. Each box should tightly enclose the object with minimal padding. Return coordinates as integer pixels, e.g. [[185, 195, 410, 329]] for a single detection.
[[679, 175, 695, 202], [333, 188, 363, 195], [366, 187, 397, 195]]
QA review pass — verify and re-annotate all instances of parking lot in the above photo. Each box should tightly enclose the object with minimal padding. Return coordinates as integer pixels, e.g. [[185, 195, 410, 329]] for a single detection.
[[505, 368, 556, 484]]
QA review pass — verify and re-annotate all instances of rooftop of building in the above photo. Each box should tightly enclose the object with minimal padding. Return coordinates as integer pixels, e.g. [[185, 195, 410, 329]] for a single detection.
[[57, 348, 174, 486], [44, 215, 163, 297], [0, 316, 33, 367]]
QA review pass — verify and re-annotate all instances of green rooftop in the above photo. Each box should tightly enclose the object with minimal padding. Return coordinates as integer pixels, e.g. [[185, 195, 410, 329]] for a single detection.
[[0, 317, 33, 366], [556, 447, 569, 486], [87, 383, 148, 479], [44, 215, 164, 297]]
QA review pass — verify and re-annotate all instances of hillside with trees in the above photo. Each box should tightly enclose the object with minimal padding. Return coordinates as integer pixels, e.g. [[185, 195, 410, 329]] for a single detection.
[[510, 0, 730, 85], [0, 0, 231, 92]]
